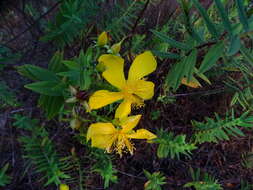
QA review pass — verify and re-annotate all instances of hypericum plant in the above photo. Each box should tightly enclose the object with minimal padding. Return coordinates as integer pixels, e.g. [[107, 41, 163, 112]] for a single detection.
[[87, 115, 156, 157], [192, 110, 253, 144], [184, 168, 223, 190], [144, 170, 166, 190], [17, 52, 66, 119], [151, 0, 253, 92], [89, 51, 157, 119], [154, 129, 196, 159], [41, 0, 101, 49], [90, 149, 118, 188], [0, 81, 19, 108], [14, 115, 70, 186]]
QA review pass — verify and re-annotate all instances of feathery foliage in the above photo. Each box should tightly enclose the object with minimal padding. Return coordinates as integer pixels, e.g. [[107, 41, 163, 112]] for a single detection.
[[102, 0, 145, 41], [0, 45, 21, 71], [154, 129, 196, 159], [15, 115, 70, 186], [0, 164, 11, 187], [192, 110, 253, 144], [144, 170, 166, 190], [0, 81, 19, 108], [184, 168, 223, 190], [151, 0, 252, 92], [41, 0, 101, 49], [90, 149, 118, 188]]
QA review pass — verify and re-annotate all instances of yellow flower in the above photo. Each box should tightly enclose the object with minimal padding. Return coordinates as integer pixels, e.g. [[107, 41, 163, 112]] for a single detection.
[[59, 184, 69, 190], [89, 51, 157, 119], [97, 31, 108, 46], [86, 115, 156, 156]]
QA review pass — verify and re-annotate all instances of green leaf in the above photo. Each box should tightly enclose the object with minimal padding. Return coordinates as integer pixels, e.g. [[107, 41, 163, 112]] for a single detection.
[[194, 68, 211, 84], [227, 35, 241, 56], [38, 95, 65, 119], [62, 60, 79, 70], [166, 49, 197, 91], [48, 51, 65, 73], [240, 45, 253, 67], [235, 0, 249, 31], [151, 29, 192, 51], [0, 81, 19, 108], [192, 0, 219, 38], [25, 81, 65, 96], [214, 0, 233, 36], [178, 0, 202, 43], [79, 48, 93, 90], [199, 42, 224, 73], [13, 114, 39, 130], [0, 163, 11, 187], [154, 130, 196, 159], [186, 49, 197, 82], [17, 64, 59, 81]]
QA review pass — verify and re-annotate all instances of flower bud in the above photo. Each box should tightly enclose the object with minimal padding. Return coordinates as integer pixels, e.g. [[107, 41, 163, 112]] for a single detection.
[[70, 118, 82, 130], [59, 184, 69, 190], [111, 42, 121, 54], [97, 31, 108, 46]]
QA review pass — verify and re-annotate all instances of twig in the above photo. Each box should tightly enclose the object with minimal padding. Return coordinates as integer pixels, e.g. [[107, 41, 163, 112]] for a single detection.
[[2, 0, 62, 46], [116, 169, 145, 179], [127, 0, 150, 61], [131, 0, 150, 35], [169, 87, 226, 97]]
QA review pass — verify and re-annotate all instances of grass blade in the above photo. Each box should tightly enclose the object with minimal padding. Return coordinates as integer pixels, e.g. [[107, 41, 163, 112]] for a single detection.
[[151, 29, 192, 51], [235, 0, 249, 31], [192, 0, 219, 38]]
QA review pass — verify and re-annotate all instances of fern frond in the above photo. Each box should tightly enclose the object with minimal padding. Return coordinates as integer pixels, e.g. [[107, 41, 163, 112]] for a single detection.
[[0, 81, 19, 108], [184, 168, 223, 190], [16, 115, 70, 186], [0, 163, 11, 187], [102, 0, 145, 41], [192, 110, 253, 144], [41, 0, 101, 48], [154, 129, 196, 159], [144, 170, 166, 190], [90, 149, 117, 188]]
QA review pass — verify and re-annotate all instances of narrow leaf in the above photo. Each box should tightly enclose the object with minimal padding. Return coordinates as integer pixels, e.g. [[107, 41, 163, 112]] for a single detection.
[[151, 29, 192, 50], [199, 42, 224, 73], [17, 65, 59, 81], [235, 0, 249, 31], [192, 0, 219, 38], [214, 0, 233, 36], [25, 81, 65, 96], [227, 36, 241, 56]]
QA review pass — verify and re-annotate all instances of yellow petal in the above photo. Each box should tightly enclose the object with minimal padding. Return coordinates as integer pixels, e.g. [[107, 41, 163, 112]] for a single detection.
[[126, 129, 157, 140], [121, 115, 142, 133], [181, 77, 201, 88], [128, 51, 157, 81], [115, 99, 132, 119], [88, 90, 123, 110], [87, 123, 116, 149], [87, 123, 116, 141], [130, 80, 155, 100], [91, 135, 115, 149], [97, 31, 108, 46], [99, 54, 126, 89]]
